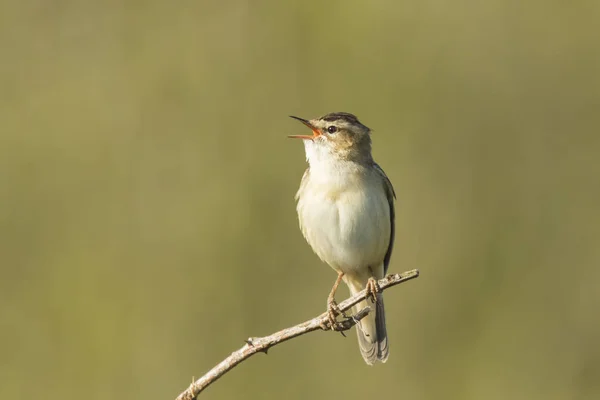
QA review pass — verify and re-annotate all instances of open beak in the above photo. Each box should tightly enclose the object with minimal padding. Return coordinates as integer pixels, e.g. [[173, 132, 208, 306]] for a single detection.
[[288, 116, 321, 140]]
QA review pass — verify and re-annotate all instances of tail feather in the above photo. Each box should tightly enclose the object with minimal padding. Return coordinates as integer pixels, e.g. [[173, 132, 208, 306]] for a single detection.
[[375, 293, 389, 361], [354, 292, 389, 365]]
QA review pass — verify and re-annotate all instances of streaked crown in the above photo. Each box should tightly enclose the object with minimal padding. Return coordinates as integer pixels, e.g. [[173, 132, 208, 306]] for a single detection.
[[317, 112, 371, 137]]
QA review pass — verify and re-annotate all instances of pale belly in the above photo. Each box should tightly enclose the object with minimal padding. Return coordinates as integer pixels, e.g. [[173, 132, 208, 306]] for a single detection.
[[297, 183, 390, 276]]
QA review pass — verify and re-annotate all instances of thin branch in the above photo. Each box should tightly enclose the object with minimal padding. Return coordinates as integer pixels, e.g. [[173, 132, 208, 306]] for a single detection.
[[175, 269, 419, 400]]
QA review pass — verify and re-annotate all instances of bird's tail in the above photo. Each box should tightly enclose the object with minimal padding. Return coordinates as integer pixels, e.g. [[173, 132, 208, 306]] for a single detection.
[[346, 278, 389, 365]]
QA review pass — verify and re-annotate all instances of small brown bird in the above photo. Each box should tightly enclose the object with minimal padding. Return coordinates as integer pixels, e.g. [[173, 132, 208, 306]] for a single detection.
[[289, 112, 396, 364]]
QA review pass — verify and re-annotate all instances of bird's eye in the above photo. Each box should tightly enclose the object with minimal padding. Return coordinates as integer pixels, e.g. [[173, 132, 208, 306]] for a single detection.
[[327, 126, 337, 134]]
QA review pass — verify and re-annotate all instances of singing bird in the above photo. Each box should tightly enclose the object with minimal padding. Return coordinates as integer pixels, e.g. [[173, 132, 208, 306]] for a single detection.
[[289, 112, 396, 365]]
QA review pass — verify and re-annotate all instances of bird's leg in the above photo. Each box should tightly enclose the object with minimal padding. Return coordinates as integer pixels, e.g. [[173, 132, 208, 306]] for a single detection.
[[323, 272, 345, 330], [365, 277, 380, 304]]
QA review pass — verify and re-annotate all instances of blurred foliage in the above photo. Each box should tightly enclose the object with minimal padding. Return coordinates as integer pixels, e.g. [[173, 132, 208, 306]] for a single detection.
[[1, 1, 599, 399]]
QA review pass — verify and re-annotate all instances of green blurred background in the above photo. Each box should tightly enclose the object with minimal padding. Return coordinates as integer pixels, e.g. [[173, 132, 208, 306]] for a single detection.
[[1, 1, 599, 399]]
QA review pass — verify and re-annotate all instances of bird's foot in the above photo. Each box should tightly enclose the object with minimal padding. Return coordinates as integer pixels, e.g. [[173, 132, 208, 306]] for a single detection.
[[328, 298, 341, 328], [320, 297, 349, 331], [365, 277, 380, 304], [321, 298, 338, 330], [320, 272, 348, 331]]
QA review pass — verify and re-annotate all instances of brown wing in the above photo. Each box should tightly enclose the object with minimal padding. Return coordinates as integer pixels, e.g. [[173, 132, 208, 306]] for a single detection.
[[373, 163, 396, 274]]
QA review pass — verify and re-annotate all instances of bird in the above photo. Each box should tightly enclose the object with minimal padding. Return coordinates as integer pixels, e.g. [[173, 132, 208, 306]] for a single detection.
[[288, 112, 396, 365]]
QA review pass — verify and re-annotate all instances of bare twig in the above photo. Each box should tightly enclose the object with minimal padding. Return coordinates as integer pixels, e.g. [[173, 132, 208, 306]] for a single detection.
[[175, 269, 419, 400]]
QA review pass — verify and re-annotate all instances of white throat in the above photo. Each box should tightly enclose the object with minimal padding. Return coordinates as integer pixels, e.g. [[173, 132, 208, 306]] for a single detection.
[[302, 139, 334, 166], [301, 139, 365, 187]]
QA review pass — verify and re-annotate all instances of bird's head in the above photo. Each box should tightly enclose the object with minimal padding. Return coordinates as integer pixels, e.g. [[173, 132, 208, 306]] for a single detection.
[[288, 112, 372, 163]]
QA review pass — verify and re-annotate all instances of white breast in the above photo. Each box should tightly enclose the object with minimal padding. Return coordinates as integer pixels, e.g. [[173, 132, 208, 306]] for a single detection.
[[296, 156, 391, 275]]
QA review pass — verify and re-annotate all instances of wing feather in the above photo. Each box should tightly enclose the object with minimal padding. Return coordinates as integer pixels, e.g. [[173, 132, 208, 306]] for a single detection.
[[373, 163, 395, 274]]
